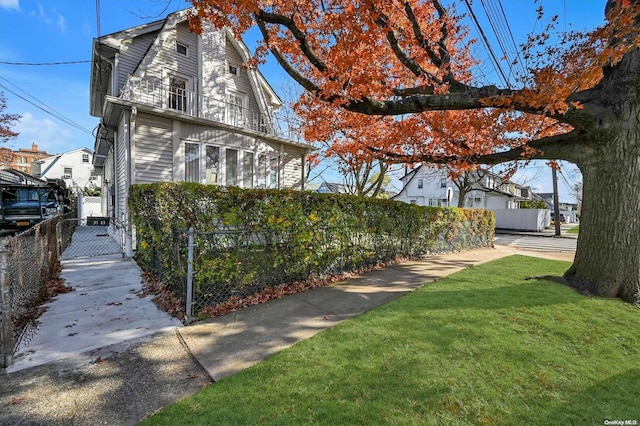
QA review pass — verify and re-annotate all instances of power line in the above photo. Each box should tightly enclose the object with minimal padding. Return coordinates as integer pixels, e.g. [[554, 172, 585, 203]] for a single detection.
[[0, 60, 91, 66], [0, 75, 92, 135], [462, 0, 510, 87]]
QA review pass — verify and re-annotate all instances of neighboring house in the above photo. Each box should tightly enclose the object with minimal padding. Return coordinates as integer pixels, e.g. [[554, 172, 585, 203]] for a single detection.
[[31, 147, 100, 192], [317, 182, 350, 194], [8, 143, 52, 173], [393, 164, 552, 231], [89, 9, 312, 234], [536, 193, 579, 223], [393, 165, 526, 209]]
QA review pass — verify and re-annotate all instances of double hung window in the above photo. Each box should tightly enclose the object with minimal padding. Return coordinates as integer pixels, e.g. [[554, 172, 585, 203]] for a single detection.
[[169, 77, 187, 112], [184, 143, 259, 188]]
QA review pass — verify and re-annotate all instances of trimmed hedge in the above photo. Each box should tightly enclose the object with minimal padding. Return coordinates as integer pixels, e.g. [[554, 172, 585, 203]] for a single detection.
[[129, 183, 494, 314]]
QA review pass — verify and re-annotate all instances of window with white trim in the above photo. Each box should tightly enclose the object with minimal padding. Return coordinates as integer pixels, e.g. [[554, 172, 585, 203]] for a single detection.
[[185, 143, 223, 185], [184, 143, 200, 183], [82, 153, 89, 163], [243, 152, 254, 188], [63, 167, 73, 179], [176, 42, 188, 56], [226, 148, 238, 186], [257, 154, 279, 189], [169, 77, 187, 112], [417, 178, 424, 189], [205, 146, 220, 185], [228, 93, 244, 126]]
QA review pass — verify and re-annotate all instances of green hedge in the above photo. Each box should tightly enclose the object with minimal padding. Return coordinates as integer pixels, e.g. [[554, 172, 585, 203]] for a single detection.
[[129, 183, 494, 313]]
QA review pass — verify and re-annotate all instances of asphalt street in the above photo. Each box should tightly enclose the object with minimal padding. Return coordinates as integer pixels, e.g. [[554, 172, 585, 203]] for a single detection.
[[493, 233, 577, 252]]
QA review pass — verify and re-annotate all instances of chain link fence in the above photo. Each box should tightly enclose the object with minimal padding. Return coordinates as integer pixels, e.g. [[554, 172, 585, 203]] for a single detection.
[[56, 217, 125, 260], [184, 225, 425, 318], [1, 211, 75, 367]]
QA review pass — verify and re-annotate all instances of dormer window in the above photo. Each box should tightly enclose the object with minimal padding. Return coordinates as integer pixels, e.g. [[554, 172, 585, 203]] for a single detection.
[[176, 43, 188, 56], [228, 64, 238, 75]]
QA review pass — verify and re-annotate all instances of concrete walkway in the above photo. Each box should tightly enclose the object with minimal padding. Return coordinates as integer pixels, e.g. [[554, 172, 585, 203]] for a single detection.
[[179, 245, 574, 381], [7, 253, 182, 373], [1, 244, 575, 424]]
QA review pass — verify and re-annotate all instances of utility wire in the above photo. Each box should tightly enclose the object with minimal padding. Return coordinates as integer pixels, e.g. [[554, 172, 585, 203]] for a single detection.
[[462, 0, 510, 87], [0, 75, 92, 135], [482, 0, 528, 84]]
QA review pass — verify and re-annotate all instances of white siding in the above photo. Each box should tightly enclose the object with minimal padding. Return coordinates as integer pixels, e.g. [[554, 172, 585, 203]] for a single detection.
[[103, 147, 114, 217], [117, 32, 158, 95], [282, 147, 303, 189], [134, 114, 173, 183], [144, 22, 199, 94], [225, 36, 260, 115], [180, 123, 257, 150], [200, 22, 226, 103]]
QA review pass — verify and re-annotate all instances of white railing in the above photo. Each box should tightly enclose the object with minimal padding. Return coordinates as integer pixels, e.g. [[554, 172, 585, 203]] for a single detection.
[[125, 79, 278, 135]]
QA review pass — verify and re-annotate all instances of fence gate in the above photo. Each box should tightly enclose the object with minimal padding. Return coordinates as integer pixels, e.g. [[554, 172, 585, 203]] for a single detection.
[[57, 217, 125, 260]]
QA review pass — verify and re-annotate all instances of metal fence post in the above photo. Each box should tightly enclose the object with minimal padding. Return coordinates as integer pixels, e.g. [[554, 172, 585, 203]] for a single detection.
[[1, 247, 13, 368], [185, 227, 195, 323]]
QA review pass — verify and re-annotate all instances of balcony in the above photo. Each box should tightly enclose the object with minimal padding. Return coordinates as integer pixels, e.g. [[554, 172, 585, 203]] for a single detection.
[[124, 79, 278, 136]]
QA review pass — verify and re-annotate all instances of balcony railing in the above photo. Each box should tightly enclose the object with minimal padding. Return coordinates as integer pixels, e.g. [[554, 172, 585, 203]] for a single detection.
[[124, 79, 279, 136]]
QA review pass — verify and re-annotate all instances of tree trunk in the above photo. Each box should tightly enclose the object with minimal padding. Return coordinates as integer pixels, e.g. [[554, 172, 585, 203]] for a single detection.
[[565, 123, 640, 303]]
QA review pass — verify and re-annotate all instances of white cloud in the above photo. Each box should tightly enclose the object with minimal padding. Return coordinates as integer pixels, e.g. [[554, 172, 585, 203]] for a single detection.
[[57, 13, 66, 32], [13, 112, 75, 154], [0, 0, 19, 10], [29, 4, 66, 33]]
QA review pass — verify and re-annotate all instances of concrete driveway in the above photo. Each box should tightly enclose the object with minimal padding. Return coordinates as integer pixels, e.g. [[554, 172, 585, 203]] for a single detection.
[[7, 253, 182, 373]]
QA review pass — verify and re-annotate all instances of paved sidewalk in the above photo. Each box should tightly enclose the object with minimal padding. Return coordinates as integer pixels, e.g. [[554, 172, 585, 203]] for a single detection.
[[1, 245, 574, 425], [7, 253, 182, 373], [178, 245, 573, 381]]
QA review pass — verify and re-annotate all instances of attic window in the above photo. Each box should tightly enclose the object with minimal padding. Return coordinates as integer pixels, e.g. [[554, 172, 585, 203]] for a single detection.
[[176, 43, 188, 56], [228, 64, 238, 75]]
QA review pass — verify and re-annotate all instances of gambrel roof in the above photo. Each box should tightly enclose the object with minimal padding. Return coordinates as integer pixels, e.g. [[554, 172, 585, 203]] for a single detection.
[[90, 9, 282, 117]]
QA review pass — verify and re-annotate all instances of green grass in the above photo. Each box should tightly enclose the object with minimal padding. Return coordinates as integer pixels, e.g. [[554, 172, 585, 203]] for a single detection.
[[143, 256, 640, 426], [567, 225, 579, 234]]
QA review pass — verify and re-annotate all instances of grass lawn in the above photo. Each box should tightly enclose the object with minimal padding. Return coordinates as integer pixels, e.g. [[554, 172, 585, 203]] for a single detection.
[[567, 225, 580, 234], [143, 255, 640, 425]]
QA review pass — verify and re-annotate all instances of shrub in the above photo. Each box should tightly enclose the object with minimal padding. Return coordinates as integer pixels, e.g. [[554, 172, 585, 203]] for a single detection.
[[129, 183, 494, 314]]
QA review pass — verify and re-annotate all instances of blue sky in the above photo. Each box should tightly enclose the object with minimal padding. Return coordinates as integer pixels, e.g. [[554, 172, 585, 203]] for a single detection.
[[0, 0, 608, 201]]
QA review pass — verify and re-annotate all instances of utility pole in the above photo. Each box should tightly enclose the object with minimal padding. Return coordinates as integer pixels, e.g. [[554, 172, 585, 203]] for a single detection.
[[552, 165, 561, 237]]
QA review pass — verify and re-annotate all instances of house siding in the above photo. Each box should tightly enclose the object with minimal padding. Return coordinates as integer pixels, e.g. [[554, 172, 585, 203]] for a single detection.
[[145, 21, 199, 92], [180, 123, 261, 150], [225, 36, 260, 116], [103, 146, 115, 217], [282, 147, 303, 189], [117, 32, 158, 96], [134, 114, 173, 184], [200, 22, 226, 104]]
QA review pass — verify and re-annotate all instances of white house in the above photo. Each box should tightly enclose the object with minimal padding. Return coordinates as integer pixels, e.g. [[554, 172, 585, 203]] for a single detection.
[[393, 165, 525, 209], [89, 9, 313, 232], [31, 147, 100, 192], [317, 182, 350, 194], [394, 165, 550, 231], [537, 193, 579, 223]]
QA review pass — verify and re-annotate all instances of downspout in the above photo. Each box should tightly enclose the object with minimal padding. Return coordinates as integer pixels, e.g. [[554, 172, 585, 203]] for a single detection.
[[124, 106, 137, 257]]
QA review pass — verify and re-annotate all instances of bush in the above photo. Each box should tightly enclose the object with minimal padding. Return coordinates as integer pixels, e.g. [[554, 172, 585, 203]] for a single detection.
[[129, 183, 494, 313]]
